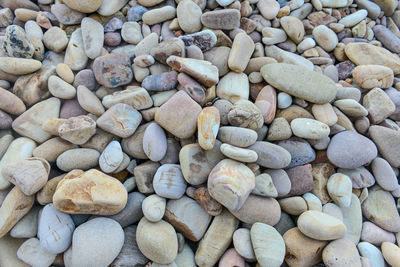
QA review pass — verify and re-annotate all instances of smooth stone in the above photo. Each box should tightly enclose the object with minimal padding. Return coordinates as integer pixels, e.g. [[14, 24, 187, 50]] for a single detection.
[[121, 21, 142, 45], [155, 91, 201, 139], [0, 57, 41, 75], [381, 242, 400, 267], [297, 210, 347, 240], [48, 75, 76, 99], [313, 25, 338, 52], [230, 194, 281, 225], [251, 222, 285, 267], [56, 63, 74, 84], [279, 196, 308, 215], [38, 203, 74, 254], [142, 71, 178, 92], [200, 9, 240, 30], [133, 161, 158, 193], [3, 25, 34, 58], [265, 169, 291, 197], [216, 71, 249, 103], [363, 88, 395, 124], [97, 103, 142, 138], [153, 164, 187, 199], [284, 227, 328, 267], [327, 131, 377, 168], [340, 194, 363, 244], [361, 222, 396, 246], [51, 4, 84, 25], [345, 43, 400, 74], [59, 99, 86, 119], [218, 248, 245, 267], [253, 173, 278, 197], [10, 206, 39, 238], [167, 56, 219, 87], [198, 107, 220, 150], [108, 192, 145, 227], [255, 85, 277, 124], [265, 45, 314, 70], [77, 85, 105, 116], [0, 137, 36, 189], [280, 16, 304, 44], [58, 115, 96, 145], [0, 186, 34, 238], [143, 122, 167, 162], [36, 175, 64, 205], [178, 72, 206, 103], [179, 142, 224, 185], [81, 17, 104, 59], [180, 30, 217, 52], [142, 194, 165, 222], [0, 234, 29, 267], [97, 0, 129, 16], [99, 141, 123, 173], [64, 28, 88, 71], [151, 38, 185, 64], [70, 218, 124, 267], [228, 32, 255, 73], [127, 6, 148, 21], [12, 97, 60, 143], [233, 228, 256, 261], [339, 9, 368, 27], [195, 210, 239, 267], [352, 64, 394, 89], [249, 141, 291, 169], [73, 69, 96, 90], [333, 99, 368, 117], [102, 86, 152, 110], [63, 0, 103, 13], [261, 63, 337, 104], [257, 0, 280, 19], [278, 138, 315, 168], [323, 238, 362, 267], [136, 218, 178, 264], [93, 53, 132, 88], [228, 100, 263, 130], [327, 173, 352, 207], [208, 159, 255, 211], [177, 0, 202, 33], [362, 186, 400, 232], [371, 157, 398, 191], [2, 157, 49, 196], [53, 169, 128, 215], [218, 126, 257, 148], [164, 196, 211, 241], [355, 0, 381, 18], [0, 87, 26, 115], [291, 118, 330, 140], [323, 203, 343, 221], [286, 165, 313, 196], [175, 244, 196, 267], [142, 6, 176, 25], [369, 125, 400, 167], [357, 242, 386, 267], [17, 238, 56, 267], [337, 167, 375, 189], [43, 26, 68, 53], [56, 148, 100, 172]]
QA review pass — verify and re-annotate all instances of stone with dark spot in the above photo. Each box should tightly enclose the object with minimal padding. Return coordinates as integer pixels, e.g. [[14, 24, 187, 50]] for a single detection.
[[177, 73, 205, 103], [104, 17, 123, 32], [3, 25, 34, 58], [93, 53, 133, 88], [336, 60, 356, 80], [142, 71, 178, 91], [286, 164, 314, 196], [278, 137, 316, 169], [179, 30, 217, 52]]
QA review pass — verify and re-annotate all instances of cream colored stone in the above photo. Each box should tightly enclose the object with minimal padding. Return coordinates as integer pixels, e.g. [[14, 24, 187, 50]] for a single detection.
[[0, 57, 41, 75], [327, 173, 353, 207], [298, 210, 347, 240], [290, 118, 330, 139], [198, 107, 220, 151], [228, 32, 255, 73]]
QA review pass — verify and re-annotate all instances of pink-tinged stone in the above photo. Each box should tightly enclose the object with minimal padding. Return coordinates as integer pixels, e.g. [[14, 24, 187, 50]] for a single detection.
[[177, 73, 206, 103], [60, 99, 87, 119], [218, 248, 245, 267], [155, 91, 202, 139], [208, 159, 255, 211], [142, 122, 167, 162], [361, 221, 396, 246], [0, 110, 12, 129], [286, 164, 314, 196], [255, 85, 276, 124], [197, 106, 220, 151]]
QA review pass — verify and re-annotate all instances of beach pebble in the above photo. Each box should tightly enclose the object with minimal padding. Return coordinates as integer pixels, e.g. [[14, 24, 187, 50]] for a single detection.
[[10, 206, 40, 238], [327, 173, 353, 207], [228, 32, 255, 73], [357, 242, 386, 267], [322, 238, 362, 267], [257, 0, 280, 19], [58, 115, 96, 145], [142, 194, 166, 222], [291, 118, 330, 140], [3, 25, 34, 58], [177, 0, 202, 34], [216, 72, 249, 103], [363, 88, 396, 124], [208, 159, 255, 211], [99, 141, 123, 173], [143, 122, 167, 162], [313, 25, 338, 52], [201, 9, 240, 30], [253, 173, 278, 197], [56, 148, 100, 172], [17, 238, 56, 267], [381, 242, 400, 267], [371, 157, 399, 191], [197, 107, 220, 150], [220, 143, 258, 163], [153, 164, 187, 199], [64, 28, 88, 71], [233, 228, 256, 261], [361, 221, 396, 246], [352, 65, 393, 89]]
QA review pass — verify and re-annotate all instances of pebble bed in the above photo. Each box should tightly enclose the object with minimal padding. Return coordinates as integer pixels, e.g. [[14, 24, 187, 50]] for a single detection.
[[0, 0, 400, 266]]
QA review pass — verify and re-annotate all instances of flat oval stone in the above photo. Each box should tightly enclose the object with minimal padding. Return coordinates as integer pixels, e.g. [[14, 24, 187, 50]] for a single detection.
[[220, 143, 258, 163], [81, 17, 104, 59], [142, 194, 166, 222], [327, 173, 352, 208], [217, 126, 257, 148], [251, 222, 285, 267], [64, 28, 88, 71], [298, 210, 347, 240], [53, 169, 128, 215], [153, 164, 187, 199], [261, 63, 337, 104], [63, 0, 103, 13], [291, 118, 330, 139], [233, 228, 256, 261], [200, 9, 240, 30], [208, 159, 255, 211], [352, 64, 394, 89], [216, 71, 249, 103], [93, 53, 133, 88], [70, 218, 124, 267], [278, 138, 315, 168], [136, 218, 178, 264], [56, 148, 100, 172], [249, 141, 291, 169], [177, 0, 202, 34], [0, 57, 41, 75], [143, 122, 167, 162], [327, 131, 377, 168], [178, 73, 206, 103], [99, 141, 123, 173], [38, 203, 75, 254], [371, 157, 399, 191], [357, 242, 386, 267], [198, 107, 220, 150]]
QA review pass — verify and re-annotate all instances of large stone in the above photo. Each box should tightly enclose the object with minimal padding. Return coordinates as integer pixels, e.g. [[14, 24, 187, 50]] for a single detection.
[[323, 238, 362, 267], [81, 17, 104, 59], [261, 63, 337, 104], [369, 125, 400, 167], [63, 0, 103, 13], [93, 53, 133, 88], [3, 25, 34, 58]]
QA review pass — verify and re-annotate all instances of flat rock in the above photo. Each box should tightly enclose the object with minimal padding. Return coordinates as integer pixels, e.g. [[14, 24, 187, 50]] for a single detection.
[[298, 210, 347, 240], [51, 4, 85, 25], [81, 17, 104, 59], [17, 238, 56, 267], [56, 148, 100, 172], [64, 28, 88, 71], [261, 63, 337, 104], [323, 238, 362, 267], [286, 165, 314, 196], [249, 141, 291, 169], [3, 25, 34, 58]]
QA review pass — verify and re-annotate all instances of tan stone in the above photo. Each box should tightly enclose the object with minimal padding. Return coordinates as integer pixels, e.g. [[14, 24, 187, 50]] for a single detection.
[[298, 210, 347, 240], [312, 163, 334, 204], [352, 65, 394, 89], [53, 169, 128, 215], [363, 88, 395, 124], [382, 242, 400, 267], [58, 115, 96, 145], [228, 32, 255, 73], [36, 174, 65, 205], [311, 103, 338, 126], [198, 107, 220, 151]]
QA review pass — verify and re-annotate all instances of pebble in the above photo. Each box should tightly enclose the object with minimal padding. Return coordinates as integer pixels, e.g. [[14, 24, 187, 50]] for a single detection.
[[362, 186, 400, 232], [10, 206, 39, 238], [208, 159, 255, 211], [143, 71, 178, 92], [198, 107, 220, 150], [216, 72, 249, 103], [142, 194, 166, 222], [108, 192, 145, 227], [70, 218, 124, 266], [99, 141, 123, 173], [261, 63, 337, 104], [2, 157, 49, 195], [3, 25, 34, 58], [291, 118, 330, 139], [97, 103, 142, 138], [253, 173, 278, 197], [137, 218, 178, 264], [322, 238, 362, 267], [81, 17, 104, 59], [284, 227, 327, 266], [164, 196, 211, 241], [200, 9, 240, 30], [0, 57, 41, 75], [0, 87, 26, 115], [102, 86, 152, 110], [250, 222, 285, 267], [63, 0, 103, 13], [339, 9, 368, 27], [153, 164, 187, 199], [265, 45, 314, 70], [51, 3, 84, 25], [313, 25, 338, 52], [286, 165, 313, 196], [218, 248, 245, 267], [369, 125, 400, 167], [58, 115, 96, 145], [93, 53, 132, 88], [53, 169, 128, 215], [177, 0, 202, 33], [97, 0, 129, 16], [363, 88, 396, 124], [17, 238, 56, 267], [121, 21, 143, 45], [77, 85, 105, 116], [327, 173, 352, 207], [180, 30, 217, 52], [56, 148, 100, 172], [262, 27, 287, 45], [371, 157, 399, 191], [298, 210, 347, 240], [257, 0, 280, 19], [233, 228, 256, 261], [64, 28, 88, 71], [56, 63, 74, 84], [381, 242, 400, 267], [357, 242, 386, 267], [361, 221, 396, 246], [228, 32, 255, 73], [143, 122, 167, 162], [228, 100, 264, 130], [327, 131, 377, 168], [279, 196, 308, 215], [249, 141, 291, 169], [267, 118, 292, 141], [38, 203, 74, 254], [155, 91, 201, 139], [352, 65, 394, 89], [333, 99, 368, 117], [280, 16, 304, 44], [48, 75, 76, 99], [338, 167, 375, 189]]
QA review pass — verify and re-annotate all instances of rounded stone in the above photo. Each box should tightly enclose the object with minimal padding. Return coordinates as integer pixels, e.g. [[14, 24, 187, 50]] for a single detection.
[[143, 122, 167, 162], [298, 210, 347, 240], [327, 173, 353, 207], [290, 118, 330, 140], [56, 148, 100, 172], [313, 25, 338, 52], [249, 141, 291, 169], [322, 238, 362, 267], [233, 228, 256, 261], [371, 157, 399, 191], [99, 141, 123, 174], [153, 164, 187, 199]]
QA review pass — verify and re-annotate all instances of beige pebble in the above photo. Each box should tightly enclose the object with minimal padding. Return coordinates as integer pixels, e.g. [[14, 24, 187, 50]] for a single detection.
[[267, 117, 292, 141], [352, 65, 394, 89], [311, 103, 338, 126], [228, 32, 255, 73], [334, 99, 368, 117], [77, 85, 105, 116], [327, 173, 353, 207], [363, 87, 395, 124], [290, 118, 330, 139], [216, 71, 249, 103], [323, 238, 362, 267], [58, 115, 96, 145], [279, 196, 308, 215], [262, 27, 287, 45], [220, 143, 258, 163], [382, 242, 400, 267], [0, 57, 41, 75], [42, 118, 66, 136], [233, 228, 256, 261], [198, 107, 220, 151], [48, 75, 76, 99], [280, 16, 304, 44], [142, 194, 166, 222], [313, 25, 338, 52], [142, 6, 176, 25], [56, 63, 74, 84], [298, 210, 347, 240], [36, 174, 64, 205]]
